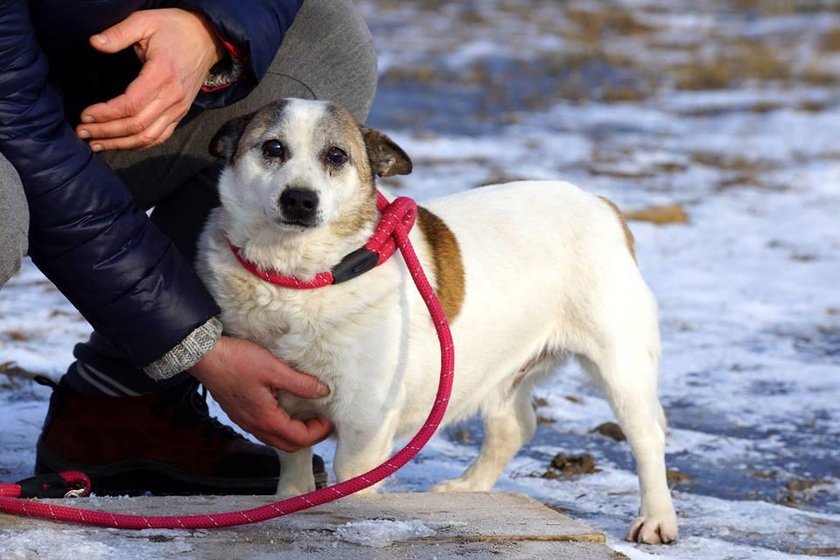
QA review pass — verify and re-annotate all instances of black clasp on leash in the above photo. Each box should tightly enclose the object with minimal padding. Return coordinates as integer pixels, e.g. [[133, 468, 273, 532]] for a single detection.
[[15, 472, 91, 499], [331, 248, 379, 284]]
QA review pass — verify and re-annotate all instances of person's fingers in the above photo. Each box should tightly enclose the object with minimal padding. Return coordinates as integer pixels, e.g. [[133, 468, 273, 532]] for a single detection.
[[80, 57, 179, 125], [80, 93, 157, 128], [79, 75, 187, 149], [157, 121, 179, 146], [86, 104, 185, 150], [79, 98, 167, 140], [87, 113, 179, 151], [306, 417, 334, 445], [302, 416, 334, 444], [252, 433, 303, 453], [257, 418, 331, 452], [269, 361, 331, 400], [90, 11, 153, 54], [259, 408, 334, 449]]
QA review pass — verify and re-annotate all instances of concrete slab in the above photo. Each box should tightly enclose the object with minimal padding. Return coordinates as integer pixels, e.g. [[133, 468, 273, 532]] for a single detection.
[[0, 492, 624, 559]]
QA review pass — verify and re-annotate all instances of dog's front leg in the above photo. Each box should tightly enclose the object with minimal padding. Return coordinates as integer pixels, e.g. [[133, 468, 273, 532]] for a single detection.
[[275, 447, 315, 497], [333, 416, 398, 495]]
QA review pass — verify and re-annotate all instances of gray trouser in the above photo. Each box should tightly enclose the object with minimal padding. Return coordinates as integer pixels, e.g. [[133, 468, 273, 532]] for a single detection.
[[0, 155, 28, 290], [0, 0, 377, 395]]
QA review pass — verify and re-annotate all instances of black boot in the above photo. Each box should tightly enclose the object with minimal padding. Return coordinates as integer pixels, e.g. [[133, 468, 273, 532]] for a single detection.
[[35, 375, 327, 496]]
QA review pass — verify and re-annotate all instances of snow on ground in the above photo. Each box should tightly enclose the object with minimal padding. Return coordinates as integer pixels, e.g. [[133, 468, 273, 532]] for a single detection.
[[1, 1, 839, 558], [335, 519, 437, 548]]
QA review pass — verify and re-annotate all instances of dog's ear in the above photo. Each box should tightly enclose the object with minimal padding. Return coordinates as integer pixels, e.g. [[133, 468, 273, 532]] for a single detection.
[[360, 127, 413, 177], [210, 112, 256, 161]]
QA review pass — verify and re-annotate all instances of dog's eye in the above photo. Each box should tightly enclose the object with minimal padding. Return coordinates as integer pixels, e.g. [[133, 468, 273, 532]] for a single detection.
[[326, 147, 348, 166], [262, 140, 286, 159]]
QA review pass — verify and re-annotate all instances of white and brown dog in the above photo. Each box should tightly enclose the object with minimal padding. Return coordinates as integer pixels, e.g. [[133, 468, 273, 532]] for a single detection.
[[197, 98, 678, 544]]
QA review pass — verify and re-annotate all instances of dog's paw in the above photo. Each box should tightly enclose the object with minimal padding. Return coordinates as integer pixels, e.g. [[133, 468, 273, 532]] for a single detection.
[[275, 479, 315, 498], [626, 513, 678, 544]]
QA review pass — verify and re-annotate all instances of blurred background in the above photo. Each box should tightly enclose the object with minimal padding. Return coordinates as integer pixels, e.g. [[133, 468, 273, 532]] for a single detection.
[[1, 2, 838, 559]]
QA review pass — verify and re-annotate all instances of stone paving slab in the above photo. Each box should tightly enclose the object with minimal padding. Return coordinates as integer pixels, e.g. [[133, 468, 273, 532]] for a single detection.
[[0, 492, 623, 559]]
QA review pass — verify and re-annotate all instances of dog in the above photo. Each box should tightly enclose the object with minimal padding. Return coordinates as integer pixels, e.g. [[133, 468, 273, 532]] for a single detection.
[[197, 98, 678, 544]]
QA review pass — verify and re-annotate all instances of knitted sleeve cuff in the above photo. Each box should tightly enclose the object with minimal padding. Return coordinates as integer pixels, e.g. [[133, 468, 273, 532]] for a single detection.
[[143, 316, 223, 380], [201, 39, 245, 93]]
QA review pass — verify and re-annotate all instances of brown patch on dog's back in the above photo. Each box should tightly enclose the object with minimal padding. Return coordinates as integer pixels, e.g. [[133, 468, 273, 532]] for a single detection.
[[599, 196, 637, 262], [417, 207, 465, 321]]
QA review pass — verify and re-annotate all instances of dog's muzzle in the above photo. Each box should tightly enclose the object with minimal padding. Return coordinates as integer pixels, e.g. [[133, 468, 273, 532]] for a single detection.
[[279, 187, 319, 226]]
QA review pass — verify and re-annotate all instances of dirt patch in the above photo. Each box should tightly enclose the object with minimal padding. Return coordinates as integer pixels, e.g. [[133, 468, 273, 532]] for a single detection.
[[532, 397, 549, 408], [667, 469, 693, 487], [541, 453, 600, 479], [456, 428, 473, 445], [750, 470, 778, 480], [591, 422, 626, 442]]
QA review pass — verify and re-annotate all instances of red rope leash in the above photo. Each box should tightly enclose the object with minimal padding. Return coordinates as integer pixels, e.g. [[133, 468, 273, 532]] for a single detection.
[[0, 194, 454, 529]]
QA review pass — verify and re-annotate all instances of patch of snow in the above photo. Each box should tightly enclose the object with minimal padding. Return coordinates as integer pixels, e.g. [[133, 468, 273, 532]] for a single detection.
[[334, 519, 436, 548], [0, 529, 194, 560], [0, 530, 116, 560]]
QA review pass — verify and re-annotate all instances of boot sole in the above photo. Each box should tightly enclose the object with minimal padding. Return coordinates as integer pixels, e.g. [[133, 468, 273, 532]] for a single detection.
[[36, 443, 328, 497]]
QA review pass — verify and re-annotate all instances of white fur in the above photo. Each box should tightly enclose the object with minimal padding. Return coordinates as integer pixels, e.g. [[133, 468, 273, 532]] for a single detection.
[[198, 99, 678, 544]]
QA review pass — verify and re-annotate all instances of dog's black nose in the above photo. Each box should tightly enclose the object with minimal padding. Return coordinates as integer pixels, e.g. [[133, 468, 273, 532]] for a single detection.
[[279, 187, 319, 223]]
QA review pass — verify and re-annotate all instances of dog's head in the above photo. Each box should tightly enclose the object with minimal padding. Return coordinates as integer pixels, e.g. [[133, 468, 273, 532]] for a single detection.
[[209, 99, 412, 236]]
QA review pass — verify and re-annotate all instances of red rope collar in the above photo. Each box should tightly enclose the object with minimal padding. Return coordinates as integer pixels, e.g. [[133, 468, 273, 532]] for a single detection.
[[0, 192, 455, 530], [229, 192, 417, 288]]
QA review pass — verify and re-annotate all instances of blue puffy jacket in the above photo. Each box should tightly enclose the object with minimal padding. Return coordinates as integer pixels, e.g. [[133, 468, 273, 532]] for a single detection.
[[0, 0, 304, 368]]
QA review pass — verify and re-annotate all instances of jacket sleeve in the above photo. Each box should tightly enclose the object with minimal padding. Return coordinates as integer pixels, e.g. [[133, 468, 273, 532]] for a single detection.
[[175, 0, 304, 108], [0, 0, 221, 369]]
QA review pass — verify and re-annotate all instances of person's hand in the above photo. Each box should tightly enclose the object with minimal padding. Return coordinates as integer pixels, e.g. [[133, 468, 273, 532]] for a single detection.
[[76, 8, 225, 151], [189, 335, 333, 452]]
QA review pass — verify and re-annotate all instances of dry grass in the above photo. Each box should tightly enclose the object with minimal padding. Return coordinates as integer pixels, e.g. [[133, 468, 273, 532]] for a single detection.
[[381, 64, 440, 86], [0, 361, 41, 389], [819, 28, 840, 51], [4, 330, 30, 342], [690, 152, 764, 172], [779, 478, 834, 506], [690, 152, 777, 190], [371, 0, 838, 176], [748, 101, 786, 113], [799, 62, 840, 86], [799, 100, 830, 112], [727, 0, 832, 15], [673, 42, 792, 90], [565, 7, 656, 43], [624, 204, 690, 225]]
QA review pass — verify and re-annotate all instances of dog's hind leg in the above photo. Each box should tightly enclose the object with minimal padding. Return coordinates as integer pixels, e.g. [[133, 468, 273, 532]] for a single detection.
[[580, 336, 678, 544], [431, 380, 537, 493]]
